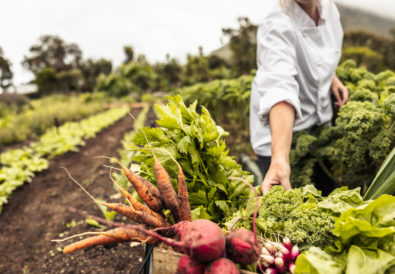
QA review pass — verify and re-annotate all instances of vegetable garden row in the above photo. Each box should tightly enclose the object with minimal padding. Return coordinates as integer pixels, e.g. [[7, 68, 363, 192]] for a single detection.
[[0, 60, 394, 273], [0, 107, 129, 212]]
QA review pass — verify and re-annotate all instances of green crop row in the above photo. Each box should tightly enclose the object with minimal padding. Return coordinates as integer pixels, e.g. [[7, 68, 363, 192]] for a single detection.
[[0, 93, 107, 146], [0, 107, 129, 213]]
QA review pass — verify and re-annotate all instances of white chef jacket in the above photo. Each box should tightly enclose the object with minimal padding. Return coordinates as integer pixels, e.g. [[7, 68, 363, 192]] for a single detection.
[[250, 0, 343, 157]]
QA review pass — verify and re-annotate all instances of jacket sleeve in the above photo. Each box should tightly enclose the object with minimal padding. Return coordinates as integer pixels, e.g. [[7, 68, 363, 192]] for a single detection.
[[255, 20, 303, 125]]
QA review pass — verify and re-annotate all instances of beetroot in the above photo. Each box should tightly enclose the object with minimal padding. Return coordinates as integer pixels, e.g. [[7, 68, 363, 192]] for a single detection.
[[128, 219, 225, 263], [225, 228, 261, 265], [204, 258, 240, 274], [226, 177, 262, 265], [177, 255, 205, 274]]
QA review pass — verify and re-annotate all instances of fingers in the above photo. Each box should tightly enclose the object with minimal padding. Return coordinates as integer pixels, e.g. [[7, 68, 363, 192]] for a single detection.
[[341, 86, 349, 104], [260, 180, 273, 196], [332, 87, 342, 107]]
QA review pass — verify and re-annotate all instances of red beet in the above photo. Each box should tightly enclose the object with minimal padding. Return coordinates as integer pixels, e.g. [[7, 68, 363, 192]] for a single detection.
[[226, 177, 262, 265], [226, 228, 262, 265], [177, 255, 205, 274], [129, 219, 225, 263], [204, 258, 240, 274]]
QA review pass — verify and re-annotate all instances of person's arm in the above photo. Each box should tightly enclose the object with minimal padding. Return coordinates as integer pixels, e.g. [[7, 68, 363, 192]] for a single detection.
[[260, 101, 294, 195], [331, 75, 348, 107]]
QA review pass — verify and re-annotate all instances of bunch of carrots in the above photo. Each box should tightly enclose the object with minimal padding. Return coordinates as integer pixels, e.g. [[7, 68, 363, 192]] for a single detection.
[[56, 125, 299, 273], [58, 142, 192, 253]]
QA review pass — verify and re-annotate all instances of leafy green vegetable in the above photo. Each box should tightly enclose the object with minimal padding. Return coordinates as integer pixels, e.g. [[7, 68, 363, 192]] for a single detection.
[[225, 185, 369, 251], [130, 95, 252, 223], [295, 195, 395, 274]]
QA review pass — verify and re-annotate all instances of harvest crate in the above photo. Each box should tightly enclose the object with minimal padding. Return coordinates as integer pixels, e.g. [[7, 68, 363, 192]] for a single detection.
[[152, 247, 256, 274]]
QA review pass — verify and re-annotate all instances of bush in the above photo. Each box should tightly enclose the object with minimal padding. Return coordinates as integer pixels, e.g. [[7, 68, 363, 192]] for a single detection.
[[95, 73, 139, 97]]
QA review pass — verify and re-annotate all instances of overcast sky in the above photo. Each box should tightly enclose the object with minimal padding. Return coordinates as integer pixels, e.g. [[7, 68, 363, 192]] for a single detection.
[[1, 0, 395, 85]]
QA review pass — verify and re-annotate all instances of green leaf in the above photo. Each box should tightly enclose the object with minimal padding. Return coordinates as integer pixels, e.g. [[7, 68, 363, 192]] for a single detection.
[[345, 245, 395, 274], [295, 247, 344, 274], [364, 147, 395, 200], [332, 195, 395, 248]]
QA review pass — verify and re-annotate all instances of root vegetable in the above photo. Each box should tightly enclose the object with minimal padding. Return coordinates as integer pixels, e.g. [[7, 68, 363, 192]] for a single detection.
[[153, 155, 181, 222], [204, 258, 240, 274], [274, 257, 285, 273], [177, 255, 205, 274], [62, 227, 156, 253], [226, 177, 262, 265], [264, 268, 277, 274], [109, 170, 165, 222], [282, 237, 292, 252], [128, 219, 225, 263], [289, 263, 296, 274], [260, 254, 275, 265], [291, 245, 299, 261], [160, 148, 191, 222], [118, 161, 163, 212], [226, 228, 261, 265]]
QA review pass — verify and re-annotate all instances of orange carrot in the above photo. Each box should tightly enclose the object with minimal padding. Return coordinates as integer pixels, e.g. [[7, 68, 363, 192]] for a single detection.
[[153, 156, 181, 222], [63, 227, 157, 254], [177, 168, 191, 222], [119, 162, 163, 212], [62, 168, 167, 228], [138, 128, 181, 222], [109, 170, 165, 222], [159, 148, 191, 222]]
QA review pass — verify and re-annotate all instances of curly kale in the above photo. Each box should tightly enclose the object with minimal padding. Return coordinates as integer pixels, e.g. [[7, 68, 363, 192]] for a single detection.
[[257, 186, 339, 251], [290, 61, 394, 190]]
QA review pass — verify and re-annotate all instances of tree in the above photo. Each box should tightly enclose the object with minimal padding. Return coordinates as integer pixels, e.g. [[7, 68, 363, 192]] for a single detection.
[[0, 47, 13, 92], [80, 58, 112, 91], [120, 61, 157, 91], [34, 67, 58, 96], [22, 35, 82, 73], [222, 17, 258, 75], [123, 46, 134, 64], [182, 47, 210, 85]]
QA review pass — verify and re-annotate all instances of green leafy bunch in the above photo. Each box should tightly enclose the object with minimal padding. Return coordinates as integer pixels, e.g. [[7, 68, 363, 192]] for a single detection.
[[290, 60, 395, 189], [173, 75, 253, 155], [130, 95, 253, 223], [225, 185, 365, 251], [295, 195, 395, 274]]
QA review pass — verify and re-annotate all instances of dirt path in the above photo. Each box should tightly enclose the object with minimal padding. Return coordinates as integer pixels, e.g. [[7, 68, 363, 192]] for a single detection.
[[0, 108, 146, 274]]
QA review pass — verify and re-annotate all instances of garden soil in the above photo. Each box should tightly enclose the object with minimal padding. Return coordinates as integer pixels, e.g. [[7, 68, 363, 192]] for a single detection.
[[0, 107, 148, 274]]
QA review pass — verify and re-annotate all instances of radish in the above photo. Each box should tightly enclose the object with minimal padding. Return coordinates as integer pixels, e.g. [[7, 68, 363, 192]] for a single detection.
[[125, 219, 225, 263], [225, 228, 262, 265], [226, 177, 262, 265], [291, 245, 300, 261], [264, 242, 276, 255], [177, 255, 205, 274], [274, 257, 285, 273], [260, 254, 275, 265], [264, 268, 277, 274], [204, 258, 240, 274], [289, 263, 296, 274], [282, 237, 292, 252], [261, 246, 271, 256]]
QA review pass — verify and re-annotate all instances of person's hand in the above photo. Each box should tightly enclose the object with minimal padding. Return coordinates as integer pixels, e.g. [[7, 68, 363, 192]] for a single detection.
[[331, 76, 349, 108], [260, 159, 292, 195]]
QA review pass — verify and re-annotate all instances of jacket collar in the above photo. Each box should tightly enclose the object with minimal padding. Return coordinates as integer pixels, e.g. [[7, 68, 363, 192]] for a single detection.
[[289, 0, 327, 28]]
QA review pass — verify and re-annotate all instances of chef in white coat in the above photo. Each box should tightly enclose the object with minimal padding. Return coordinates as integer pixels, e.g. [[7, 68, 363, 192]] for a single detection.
[[250, 0, 349, 195]]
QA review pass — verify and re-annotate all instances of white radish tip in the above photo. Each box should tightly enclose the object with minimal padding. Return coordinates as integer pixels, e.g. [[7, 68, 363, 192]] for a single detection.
[[261, 246, 271, 256], [291, 245, 300, 261], [289, 264, 296, 274]]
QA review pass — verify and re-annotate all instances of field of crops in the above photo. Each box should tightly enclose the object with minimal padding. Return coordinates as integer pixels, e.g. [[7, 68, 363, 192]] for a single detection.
[[0, 57, 394, 274]]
